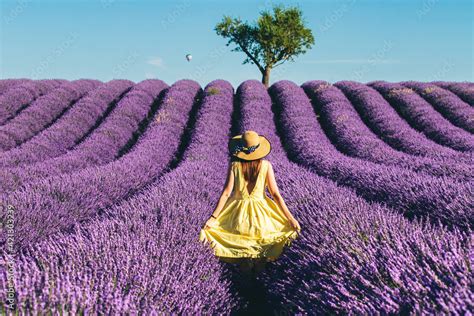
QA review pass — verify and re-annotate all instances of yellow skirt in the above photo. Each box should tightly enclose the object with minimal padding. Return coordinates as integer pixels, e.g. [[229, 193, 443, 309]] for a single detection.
[[199, 195, 300, 262]]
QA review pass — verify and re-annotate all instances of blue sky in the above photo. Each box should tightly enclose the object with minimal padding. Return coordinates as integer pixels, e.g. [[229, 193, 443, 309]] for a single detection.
[[1, 0, 472, 87]]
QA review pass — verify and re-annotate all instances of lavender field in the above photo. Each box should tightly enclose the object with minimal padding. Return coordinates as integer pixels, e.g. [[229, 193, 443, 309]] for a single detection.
[[0, 78, 473, 314]]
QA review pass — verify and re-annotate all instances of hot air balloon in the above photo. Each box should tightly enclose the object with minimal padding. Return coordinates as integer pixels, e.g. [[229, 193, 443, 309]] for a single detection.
[[185, 54, 192, 62]]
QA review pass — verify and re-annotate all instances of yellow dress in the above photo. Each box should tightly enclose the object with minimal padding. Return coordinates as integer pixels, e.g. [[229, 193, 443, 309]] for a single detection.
[[199, 159, 301, 263]]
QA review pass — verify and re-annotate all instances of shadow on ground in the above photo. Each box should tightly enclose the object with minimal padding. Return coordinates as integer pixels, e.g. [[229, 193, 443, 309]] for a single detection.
[[223, 262, 295, 316]]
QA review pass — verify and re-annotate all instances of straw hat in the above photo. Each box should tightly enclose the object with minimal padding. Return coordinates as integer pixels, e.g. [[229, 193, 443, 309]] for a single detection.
[[229, 130, 271, 160]]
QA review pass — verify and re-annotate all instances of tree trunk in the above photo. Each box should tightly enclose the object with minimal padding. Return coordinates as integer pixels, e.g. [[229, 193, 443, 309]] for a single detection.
[[261, 66, 271, 88]]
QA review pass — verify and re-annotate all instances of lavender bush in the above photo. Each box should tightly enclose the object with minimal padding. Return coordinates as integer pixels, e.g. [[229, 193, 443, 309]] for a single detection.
[[0, 80, 201, 250], [402, 81, 474, 133], [271, 80, 474, 231], [0, 79, 167, 193], [0, 79, 106, 151], [296, 80, 472, 180], [0, 78, 472, 314], [370, 81, 474, 152], [335, 80, 473, 165], [0, 80, 238, 314], [237, 79, 473, 314], [0, 79, 31, 95], [433, 81, 474, 106], [0, 79, 68, 125], [0, 80, 135, 168]]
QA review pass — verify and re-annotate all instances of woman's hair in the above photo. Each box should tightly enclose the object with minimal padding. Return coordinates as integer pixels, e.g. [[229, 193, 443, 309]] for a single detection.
[[239, 158, 262, 183]]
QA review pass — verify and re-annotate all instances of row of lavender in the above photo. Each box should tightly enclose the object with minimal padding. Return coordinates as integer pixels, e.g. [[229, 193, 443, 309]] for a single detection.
[[2, 82, 467, 312], [371, 82, 473, 152], [242, 80, 472, 314], [0, 79, 471, 176], [0, 79, 201, 249], [3, 78, 472, 237], [0, 80, 132, 169], [0, 79, 472, 310], [335, 81, 473, 164], [0, 80, 103, 151], [300, 80, 473, 180], [0, 80, 239, 313], [0, 79, 169, 194], [0, 79, 67, 125]]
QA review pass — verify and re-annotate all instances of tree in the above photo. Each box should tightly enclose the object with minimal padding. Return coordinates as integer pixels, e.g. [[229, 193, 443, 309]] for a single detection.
[[215, 4, 315, 88]]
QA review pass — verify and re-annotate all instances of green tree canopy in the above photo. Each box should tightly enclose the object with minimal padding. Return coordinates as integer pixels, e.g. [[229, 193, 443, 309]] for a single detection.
[[215, 4, 315, 87]]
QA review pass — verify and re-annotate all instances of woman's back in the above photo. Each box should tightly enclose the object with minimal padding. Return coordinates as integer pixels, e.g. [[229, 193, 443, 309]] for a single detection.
[[200, 157, 299, 262], [231, 159, 268, 200]]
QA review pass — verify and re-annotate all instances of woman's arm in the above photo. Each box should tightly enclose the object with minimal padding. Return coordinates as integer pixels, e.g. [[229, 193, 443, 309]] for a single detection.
[[266, 161, 297, 222], [210, 161, 234, 218]]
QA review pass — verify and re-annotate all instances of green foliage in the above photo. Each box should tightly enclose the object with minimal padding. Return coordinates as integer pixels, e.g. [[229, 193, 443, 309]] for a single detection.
[[206, 87, 220, 95], [215, 3, 314, 84]]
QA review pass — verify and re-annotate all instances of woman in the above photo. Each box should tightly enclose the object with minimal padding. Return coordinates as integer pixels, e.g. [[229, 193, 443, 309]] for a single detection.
[[199, 130, 301, 278]]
